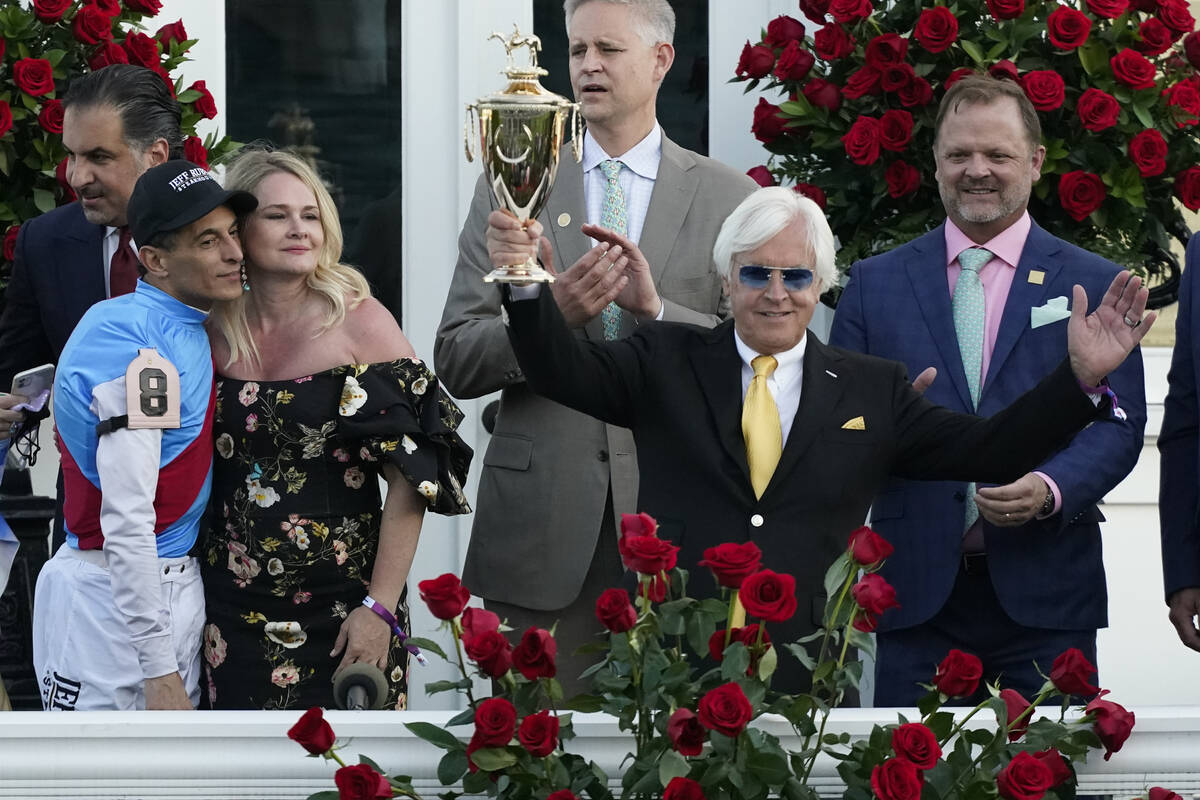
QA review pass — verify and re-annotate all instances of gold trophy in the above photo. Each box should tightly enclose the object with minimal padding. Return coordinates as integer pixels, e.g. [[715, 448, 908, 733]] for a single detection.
[[466, 26, 582, 283]]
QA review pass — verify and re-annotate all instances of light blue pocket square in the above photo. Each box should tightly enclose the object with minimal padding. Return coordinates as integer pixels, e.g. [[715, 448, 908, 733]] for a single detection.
[[1031, 296, 1071, 328]]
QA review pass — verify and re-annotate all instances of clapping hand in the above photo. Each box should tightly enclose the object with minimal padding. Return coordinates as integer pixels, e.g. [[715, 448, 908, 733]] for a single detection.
[[1067, 270, 1155, 388]]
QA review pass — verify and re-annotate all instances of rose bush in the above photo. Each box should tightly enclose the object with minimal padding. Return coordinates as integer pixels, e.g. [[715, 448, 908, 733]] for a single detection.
[[0, 0, 238, 302], [735, 0, 1200, 305]]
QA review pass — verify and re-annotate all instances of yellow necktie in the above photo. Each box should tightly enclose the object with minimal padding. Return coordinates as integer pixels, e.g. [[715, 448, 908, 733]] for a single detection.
[[743, 355, 782, 499]]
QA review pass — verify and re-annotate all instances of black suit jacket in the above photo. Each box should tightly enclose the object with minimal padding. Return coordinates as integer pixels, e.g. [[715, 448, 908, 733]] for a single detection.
[[0, 203, 106, 387], [504, 289, 1105, 690]]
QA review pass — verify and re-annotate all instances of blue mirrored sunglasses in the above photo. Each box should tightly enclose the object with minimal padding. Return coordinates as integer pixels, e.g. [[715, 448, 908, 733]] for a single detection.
[[737, 265, 814, 291]]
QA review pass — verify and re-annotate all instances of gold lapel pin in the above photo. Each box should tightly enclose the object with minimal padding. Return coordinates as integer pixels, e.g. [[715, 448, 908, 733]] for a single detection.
[[841, 416, 866, 430], [1028, 270, 1045, 285]]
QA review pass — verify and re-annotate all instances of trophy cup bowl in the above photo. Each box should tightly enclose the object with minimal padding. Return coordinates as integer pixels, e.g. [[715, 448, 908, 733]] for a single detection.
[[466, 27, 582, 283]]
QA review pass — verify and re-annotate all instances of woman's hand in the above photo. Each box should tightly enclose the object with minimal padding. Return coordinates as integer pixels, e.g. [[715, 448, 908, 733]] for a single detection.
[[331, 604, 392, 674]]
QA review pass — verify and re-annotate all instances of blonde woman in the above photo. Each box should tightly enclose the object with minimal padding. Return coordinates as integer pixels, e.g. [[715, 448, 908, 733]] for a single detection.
[[201, 149, 471, 709]]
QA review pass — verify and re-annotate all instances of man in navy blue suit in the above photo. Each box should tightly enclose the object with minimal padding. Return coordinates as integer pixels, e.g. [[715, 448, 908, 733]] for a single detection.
[[830, 75, 1146, 705], [0, 64, 179, 442], [1160, 236, 1200, 653]]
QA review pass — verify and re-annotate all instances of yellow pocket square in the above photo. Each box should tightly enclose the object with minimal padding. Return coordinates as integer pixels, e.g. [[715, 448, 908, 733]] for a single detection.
[[841, 416, 866, 431]]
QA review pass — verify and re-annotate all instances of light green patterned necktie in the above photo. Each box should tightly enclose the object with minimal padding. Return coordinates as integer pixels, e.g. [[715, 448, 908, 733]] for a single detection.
[[954, 246, 991, 531], [599, 159, 627, 340]]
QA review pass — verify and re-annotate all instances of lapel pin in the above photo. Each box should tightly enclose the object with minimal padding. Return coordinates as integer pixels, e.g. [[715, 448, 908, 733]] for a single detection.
[[825, 369, 838, 378], [841, 416, 866, 430], [557, 213, 571, 228], [1028, 270, 1045, 285]]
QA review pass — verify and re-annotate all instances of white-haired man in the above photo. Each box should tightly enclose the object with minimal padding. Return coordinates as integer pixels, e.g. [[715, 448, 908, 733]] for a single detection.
[[436, 0, 755, 691], [497, 186, 1154, 692]]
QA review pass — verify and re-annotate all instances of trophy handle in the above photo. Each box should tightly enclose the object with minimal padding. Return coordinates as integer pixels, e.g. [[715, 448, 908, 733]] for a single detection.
[[570, 104, 583, 162], [464, 104, 478, 163]]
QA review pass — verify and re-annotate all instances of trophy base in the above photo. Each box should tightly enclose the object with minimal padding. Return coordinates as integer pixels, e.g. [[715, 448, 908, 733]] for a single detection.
[[483, 263, 556, 284]]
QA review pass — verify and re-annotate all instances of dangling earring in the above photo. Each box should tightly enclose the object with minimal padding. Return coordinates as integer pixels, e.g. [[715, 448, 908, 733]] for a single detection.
[[240, 262, 250, 292]]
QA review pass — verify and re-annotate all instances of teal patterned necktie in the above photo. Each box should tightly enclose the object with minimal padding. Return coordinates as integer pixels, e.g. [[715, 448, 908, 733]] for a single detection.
[[953, 246, 991, 531], [599, 159, 627, 340]]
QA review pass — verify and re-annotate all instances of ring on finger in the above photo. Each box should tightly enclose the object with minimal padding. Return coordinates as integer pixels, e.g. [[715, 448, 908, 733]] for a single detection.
[[1123, 313, 1141, 328]]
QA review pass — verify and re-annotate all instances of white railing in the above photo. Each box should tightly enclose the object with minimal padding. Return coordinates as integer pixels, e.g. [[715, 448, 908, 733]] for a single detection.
[[1, 707, 1197, 800]]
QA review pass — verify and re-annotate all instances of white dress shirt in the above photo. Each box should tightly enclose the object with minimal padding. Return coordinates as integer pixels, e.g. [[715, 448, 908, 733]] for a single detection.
[[581, 124, 662, 246], [734, 331, 807, 445]]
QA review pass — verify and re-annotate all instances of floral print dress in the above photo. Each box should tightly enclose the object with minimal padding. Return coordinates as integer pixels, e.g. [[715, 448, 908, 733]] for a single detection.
[[200, 360, 472, 710]]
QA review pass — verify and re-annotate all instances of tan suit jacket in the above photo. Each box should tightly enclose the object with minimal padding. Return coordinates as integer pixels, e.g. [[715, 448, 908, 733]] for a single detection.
[[435, 134, 755, 609]]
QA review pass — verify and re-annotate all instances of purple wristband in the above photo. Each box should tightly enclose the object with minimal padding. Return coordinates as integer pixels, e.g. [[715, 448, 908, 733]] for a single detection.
[[362, 595, 427, 666], [1077, 378, 1123, 419]]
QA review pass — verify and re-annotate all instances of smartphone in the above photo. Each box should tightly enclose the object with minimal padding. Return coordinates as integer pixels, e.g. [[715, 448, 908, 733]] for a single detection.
[[10, 363, 55, 400]]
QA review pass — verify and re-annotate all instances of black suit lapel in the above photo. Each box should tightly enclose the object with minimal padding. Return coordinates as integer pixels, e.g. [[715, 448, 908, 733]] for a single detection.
[[59, 203, 107, 301], [769, 337, 847, 495], [687, 321, 751, 486], [903, 227, 975, 410]]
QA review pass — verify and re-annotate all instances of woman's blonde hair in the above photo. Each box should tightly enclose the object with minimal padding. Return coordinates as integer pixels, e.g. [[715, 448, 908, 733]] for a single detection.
[[210, 147, 371, 368]]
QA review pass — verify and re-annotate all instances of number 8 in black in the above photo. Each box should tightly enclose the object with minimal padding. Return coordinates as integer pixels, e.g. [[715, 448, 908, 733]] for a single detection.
[[138, 367, 168, 417]]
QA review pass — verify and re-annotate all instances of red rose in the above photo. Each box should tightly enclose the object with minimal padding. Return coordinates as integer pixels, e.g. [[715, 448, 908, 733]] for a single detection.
[[751, 98, 790, 145], [123, 32, 160, 69], [900, 75, 932, 108], [933, 649, 983, 697], [668, 708, 707, 756], [1057, 171, 1105, 221], [870, 758, 923, 800], [997, 751, 1054, 800], [814, 24, 855, 60], [188, 80, 219, 119], [1158, 0, 1195, 34], [989, 60, 1019, 82], [804, 78, 843, 111], [1077, 88, 1121, 131], [1136, 19, 1174, 56], [287, 706, 335, 755], [765, 15, 807, 48], [1185, 32, 1200, 68], [1085, 690, 1135, 760], [334, 764, 392, 800], [1032, 749, 1072, 787], [843, 66, 882, 99], [621, 511, 657, 537], [619, 530, 679, 574], [1021, 71, 1065, 111], [595, 587, 637, 632], [1149, 788, 1183, 800], [914, 7, 958, 53], [646, 572, 670, 602], [830, 0, 872, 24], [739, 569, 798, 621], [794, 183, 827, 209], [945, 67, 977, 89], [417, 573, 470, 620], [4, 225, 21, 263], [89, 41, 129, 70], [800, 0, 832, 24], [891, 723, 941, 769], [460, 606, 501, 647], [512, 627, 557, 679], [699, 541, 762, 588], [157, 19, 189, 48], [87, 0, 122, 16], [1111, 50, 1157, 90], [708, 624, 772, 664], [664, 777, 706, 800], [866, 34, 909, 68], [1086, 0, 1130, 18], [878, 109, 913, 152], [547, 792, 578, 800], [1173, 167, 1200, 209], [13, 58, 55, 97], [774, 40, 815, 82], [853, 610, 880, 632], [881, 63, 916, 93], [1049, 647, 1101, 696], [73, 5, 114, 44], [1000, 688, 1032, 741], [33, 0, 71, 23], [885, 160, 921, 198], [852, 573, 901, 615], [517, 709, 559, 757], [472, 696, 517, 747], [465, 630, 513, 678], [1047, 7, 1092, 49], [736, 42, 776, 79], [38, 99, 65, 134], [56, 158, 76, 202], [125, 0, 163, 15], [697, 682, 753, 737], [843, 115, 882, 165], [847, 526, 894, 566], [747, 166, 776, 187], [1165, 79, 1200, 126], [986, 0, 1025, 21]]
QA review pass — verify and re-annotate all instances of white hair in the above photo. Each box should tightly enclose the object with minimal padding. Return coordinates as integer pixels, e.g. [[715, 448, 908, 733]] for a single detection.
[[712, 187, 836, 288], [563, 0, 676, 45]]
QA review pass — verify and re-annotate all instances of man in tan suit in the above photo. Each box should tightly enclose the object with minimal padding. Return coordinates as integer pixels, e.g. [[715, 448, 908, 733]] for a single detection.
[[435, 0, 754, 691]]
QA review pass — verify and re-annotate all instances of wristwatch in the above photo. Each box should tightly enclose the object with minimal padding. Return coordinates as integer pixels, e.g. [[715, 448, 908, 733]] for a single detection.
[[1039, 489, 1055, 517]]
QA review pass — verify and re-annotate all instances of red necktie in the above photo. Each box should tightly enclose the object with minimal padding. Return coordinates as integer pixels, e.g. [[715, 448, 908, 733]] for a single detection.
[[110, 226, 139, 296]]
